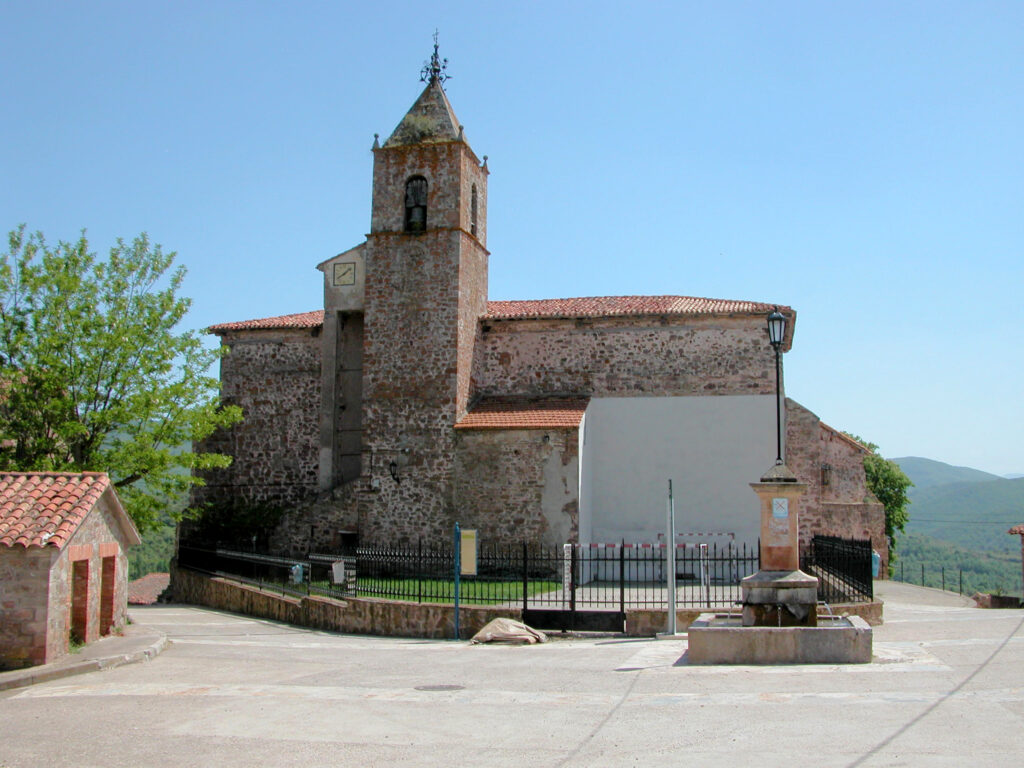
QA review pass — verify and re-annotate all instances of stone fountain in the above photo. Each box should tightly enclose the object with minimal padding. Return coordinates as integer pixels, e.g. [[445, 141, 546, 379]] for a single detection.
[[687, 462, 872, 664]]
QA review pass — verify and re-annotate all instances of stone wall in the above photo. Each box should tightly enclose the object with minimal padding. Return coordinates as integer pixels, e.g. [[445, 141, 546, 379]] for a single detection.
[[194, 327, 322, 511], [0, 547, 56, 668], [475, 314, 775, 399], [453, 428, 579, 546], [358, 232, 486, 543], [172, 567, 883, 642], [269, 482, 360, 557], [172, 565, 520, 640], [785, 399, 887, 571], [47, 496, 134, 659]]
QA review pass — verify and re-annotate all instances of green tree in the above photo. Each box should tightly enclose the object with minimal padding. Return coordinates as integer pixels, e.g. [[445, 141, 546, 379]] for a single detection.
[[0, 225, 242, 532], [844, 433, 914, 559]]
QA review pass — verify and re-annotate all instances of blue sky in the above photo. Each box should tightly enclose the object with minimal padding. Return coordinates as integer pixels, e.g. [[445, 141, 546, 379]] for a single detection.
[[2, 2, 1021, 475]]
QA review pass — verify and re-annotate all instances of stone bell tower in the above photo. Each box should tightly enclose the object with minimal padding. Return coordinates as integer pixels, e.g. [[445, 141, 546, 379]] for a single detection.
[[359, 41, 490, 544]]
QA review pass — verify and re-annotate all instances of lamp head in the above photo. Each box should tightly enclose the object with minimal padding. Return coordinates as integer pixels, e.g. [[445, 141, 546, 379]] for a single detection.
[[767, 308, 787, 348]]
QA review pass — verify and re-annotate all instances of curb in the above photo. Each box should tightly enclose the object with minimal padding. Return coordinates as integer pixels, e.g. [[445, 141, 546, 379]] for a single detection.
[[0, 632, 168, 693]]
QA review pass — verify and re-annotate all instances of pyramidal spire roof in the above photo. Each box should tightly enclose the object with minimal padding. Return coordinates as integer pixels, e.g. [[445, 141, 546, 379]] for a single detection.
[[383, 35, 463, 148]]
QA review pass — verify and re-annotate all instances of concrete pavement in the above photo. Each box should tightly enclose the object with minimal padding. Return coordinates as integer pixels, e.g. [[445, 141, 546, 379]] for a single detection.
[[0, 622, 167, 692], [1, 581, 1022, 767]]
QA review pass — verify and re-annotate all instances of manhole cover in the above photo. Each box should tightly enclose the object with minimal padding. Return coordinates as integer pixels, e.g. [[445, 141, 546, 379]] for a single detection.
[[414, 684, 465, 692]]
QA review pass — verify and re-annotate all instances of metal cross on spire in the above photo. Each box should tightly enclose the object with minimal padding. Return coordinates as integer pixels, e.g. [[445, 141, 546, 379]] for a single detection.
[[420, 30, 449, 87]]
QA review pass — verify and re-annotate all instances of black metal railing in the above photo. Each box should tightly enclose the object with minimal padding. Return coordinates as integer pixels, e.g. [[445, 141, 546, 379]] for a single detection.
[[521, 541, 761, 610], [352, 542, 536, 605], [801, 535, 874, 603], [177, 545, 354, 600], [177, 540, 763, 609]]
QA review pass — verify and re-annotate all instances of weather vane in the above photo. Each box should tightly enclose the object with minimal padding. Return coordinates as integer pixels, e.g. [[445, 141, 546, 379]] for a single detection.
[[420, 30, 449, 86]]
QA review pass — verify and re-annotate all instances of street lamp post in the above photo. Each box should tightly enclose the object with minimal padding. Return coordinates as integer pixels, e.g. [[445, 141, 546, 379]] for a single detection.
[[767, 308, 787, 465]]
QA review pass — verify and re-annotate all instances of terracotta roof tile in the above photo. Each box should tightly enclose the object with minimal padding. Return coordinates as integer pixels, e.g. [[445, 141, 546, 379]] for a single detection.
[[0, 472, 112, 549], [128, 572, 171, 605], [208, 310, 325, 334], [484, 296, 786, 320], [1009, 524, 1024, 536], [455, 397, 589, 430], [206, 295, 790, 333]]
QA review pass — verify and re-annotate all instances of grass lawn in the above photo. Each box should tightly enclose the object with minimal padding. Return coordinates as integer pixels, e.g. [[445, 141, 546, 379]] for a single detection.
[[353, 577, 563, 605]]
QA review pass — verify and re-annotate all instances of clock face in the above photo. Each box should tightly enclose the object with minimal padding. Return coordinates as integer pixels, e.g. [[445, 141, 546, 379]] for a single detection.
[[332, 262, 356, 287]]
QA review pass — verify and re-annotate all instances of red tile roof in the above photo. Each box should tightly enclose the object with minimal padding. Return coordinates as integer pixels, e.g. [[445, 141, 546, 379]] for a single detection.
[[485, 296, 786, 320], [1009, 524, 1024, 536], [208, 310, 325, 334], [128, 572, 171, 605], [455, 397, 589, 430], [209, 294, 790, 333], [0, 472, 120, 549], [207, 295, 789, 334]]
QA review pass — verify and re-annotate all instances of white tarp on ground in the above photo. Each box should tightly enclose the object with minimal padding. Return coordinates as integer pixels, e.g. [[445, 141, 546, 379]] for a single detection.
[[470, 618, 548, 645]]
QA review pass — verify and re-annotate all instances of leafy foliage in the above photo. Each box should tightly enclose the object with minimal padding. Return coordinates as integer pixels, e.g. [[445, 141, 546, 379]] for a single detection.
[[128, 519, 176, 579], [0, 225, 242, 531]]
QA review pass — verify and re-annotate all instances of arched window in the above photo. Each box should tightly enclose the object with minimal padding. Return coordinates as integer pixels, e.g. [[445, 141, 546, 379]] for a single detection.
[[404, 176, 427, 233], [470, 184, 478, 237]]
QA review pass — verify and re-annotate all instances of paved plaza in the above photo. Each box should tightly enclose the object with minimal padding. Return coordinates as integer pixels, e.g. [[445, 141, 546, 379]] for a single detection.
[[1, 581, 1022, 767]]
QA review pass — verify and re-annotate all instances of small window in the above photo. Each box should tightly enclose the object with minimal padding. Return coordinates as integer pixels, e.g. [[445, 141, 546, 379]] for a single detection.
[[470, 184, 478, 237], [404, 176, 427, 233]]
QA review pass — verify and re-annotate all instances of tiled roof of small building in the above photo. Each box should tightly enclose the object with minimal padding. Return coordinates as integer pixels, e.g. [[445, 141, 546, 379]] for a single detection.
[[0, 472, 113, 549], [484, 296, 786, 320], [455, 397, 589, 430], [208, 310, 325, 334], [1009, 524, 1024, 535]]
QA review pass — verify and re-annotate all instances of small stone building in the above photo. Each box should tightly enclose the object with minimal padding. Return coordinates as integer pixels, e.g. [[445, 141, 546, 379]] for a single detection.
[[191, 50, 885, 563], [0, 472, 140, 669]]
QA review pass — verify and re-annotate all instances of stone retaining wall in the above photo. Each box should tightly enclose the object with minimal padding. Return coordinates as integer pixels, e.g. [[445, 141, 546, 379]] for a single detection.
[[172, 566, 883, 641], [171, 566, 522, 640]]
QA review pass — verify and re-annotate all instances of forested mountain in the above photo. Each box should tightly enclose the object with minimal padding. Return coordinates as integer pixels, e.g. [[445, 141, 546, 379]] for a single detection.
[[892, 456, 1002, 491], [128, 519, 175, 579], [897, 532, 1021, 597], [891, 457, 1024, 555]]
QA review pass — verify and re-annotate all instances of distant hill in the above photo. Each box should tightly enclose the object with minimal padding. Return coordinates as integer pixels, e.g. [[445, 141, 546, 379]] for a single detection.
[[892, 456, 1003, 491], [901, 476, 1024, 555], [886, 456, 1022, 596]]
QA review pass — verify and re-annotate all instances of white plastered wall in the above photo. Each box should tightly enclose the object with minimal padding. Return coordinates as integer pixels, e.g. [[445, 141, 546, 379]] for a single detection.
[[578, 395, 779, 548]]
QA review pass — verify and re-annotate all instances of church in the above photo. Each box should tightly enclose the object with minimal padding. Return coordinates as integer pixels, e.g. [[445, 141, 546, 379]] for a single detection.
[[192, 47, 885, 565]]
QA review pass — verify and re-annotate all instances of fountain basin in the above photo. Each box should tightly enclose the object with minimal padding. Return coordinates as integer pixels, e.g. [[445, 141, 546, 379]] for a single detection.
[[686, 612, 872, 665]]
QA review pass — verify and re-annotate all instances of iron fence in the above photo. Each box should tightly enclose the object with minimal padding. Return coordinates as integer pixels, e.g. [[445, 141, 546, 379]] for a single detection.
[[177, 545, 354, 600], [352, 542, 534, 605], [801, 535, 874, 603], [178, 535, 875, 612], [521, 541, 761, 611], [178, 540, 763, 609], [893, 559, 1022, 599]]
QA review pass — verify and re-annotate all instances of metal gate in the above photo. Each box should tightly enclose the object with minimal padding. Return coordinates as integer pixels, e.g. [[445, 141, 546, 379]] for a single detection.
[[522, 544, 626, 633]]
